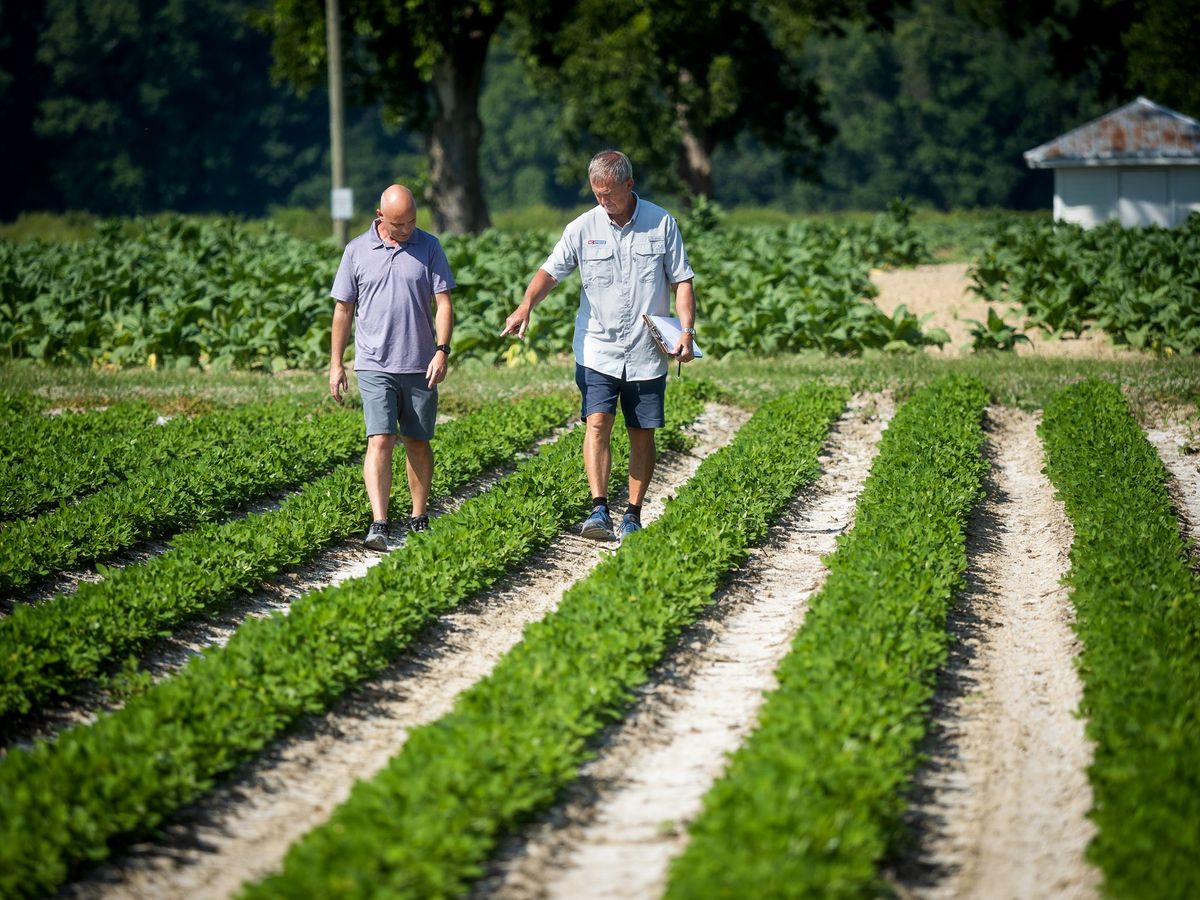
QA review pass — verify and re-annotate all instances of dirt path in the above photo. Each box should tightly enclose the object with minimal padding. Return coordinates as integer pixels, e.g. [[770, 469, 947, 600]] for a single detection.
[[61, 403, 750, 900], [892, 407, 1098, 899], [473, 392, 893, 900], [1144, 423, 1200, 544], [871, 264, 1140, 358]]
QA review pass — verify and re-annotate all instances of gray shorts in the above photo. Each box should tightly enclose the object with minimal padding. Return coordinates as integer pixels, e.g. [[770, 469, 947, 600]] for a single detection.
[[357, 371, 437, 440]]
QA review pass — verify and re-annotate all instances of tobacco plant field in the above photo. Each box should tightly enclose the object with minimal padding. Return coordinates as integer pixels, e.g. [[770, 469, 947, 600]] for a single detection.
[[2, 210, 1200, 898]]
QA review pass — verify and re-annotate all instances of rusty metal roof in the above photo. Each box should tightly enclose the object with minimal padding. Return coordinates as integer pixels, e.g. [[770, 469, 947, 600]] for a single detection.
[[1024, 97, 1200, 168]]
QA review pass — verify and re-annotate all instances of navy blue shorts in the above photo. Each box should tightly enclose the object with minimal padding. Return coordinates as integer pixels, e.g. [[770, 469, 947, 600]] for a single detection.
[[575, 364, 666, 429]]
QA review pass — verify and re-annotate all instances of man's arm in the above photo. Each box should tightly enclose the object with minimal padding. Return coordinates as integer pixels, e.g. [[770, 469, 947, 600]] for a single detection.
[[329, 300, 354, 401], [672, 278, 696, 363], [501, 268, 558, 339], [426, 291, 454, 388]]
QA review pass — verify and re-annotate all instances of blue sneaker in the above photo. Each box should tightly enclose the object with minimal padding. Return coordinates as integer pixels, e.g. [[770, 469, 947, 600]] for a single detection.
[[618, 513, 642, 542], [580, 506, 614, 541]]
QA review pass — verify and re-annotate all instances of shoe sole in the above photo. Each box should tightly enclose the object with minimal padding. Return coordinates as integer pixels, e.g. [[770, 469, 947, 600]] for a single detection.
[[580, 522, 615, 541], [363, 536, 388, 551]]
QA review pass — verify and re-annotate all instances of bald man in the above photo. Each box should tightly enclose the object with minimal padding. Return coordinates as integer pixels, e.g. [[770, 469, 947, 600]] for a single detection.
[[329, 184, 455, 550]]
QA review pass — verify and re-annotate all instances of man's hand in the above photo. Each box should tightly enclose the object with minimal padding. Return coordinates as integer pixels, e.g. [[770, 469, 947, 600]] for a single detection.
[[426, 351, 448, 389], [329, 363, 348, 402], [674, 335, 695, 364], [500, 301, 532, 339]]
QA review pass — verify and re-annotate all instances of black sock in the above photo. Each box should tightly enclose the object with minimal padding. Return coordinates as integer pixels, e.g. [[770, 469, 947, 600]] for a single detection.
[[625, 503, 642, 521], [592, 496, 608, 510]]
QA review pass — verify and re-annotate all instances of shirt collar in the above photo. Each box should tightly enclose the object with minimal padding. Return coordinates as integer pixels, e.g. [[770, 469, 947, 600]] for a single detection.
[[371, 218, 417, 249], [606, 193, 640, 231]]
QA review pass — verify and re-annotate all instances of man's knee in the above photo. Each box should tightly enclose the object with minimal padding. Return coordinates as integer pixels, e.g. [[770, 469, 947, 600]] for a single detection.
[[368, 432, 398, 452], [586, 412, 616, 436], [400, 435, 432, 457]]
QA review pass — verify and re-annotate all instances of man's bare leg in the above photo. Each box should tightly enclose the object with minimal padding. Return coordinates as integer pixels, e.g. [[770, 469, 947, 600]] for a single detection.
[[364, 432, 397, 522], [626, 426, 656, 507], [401, 436, 433, 519]]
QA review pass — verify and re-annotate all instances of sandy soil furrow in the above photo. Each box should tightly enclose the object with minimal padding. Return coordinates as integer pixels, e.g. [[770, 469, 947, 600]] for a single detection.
[[474, 392, 892, 900], [1144, 424, 1200, 545], [61, 402, 749, 900], [893, 407, 1098, 900], [1, 432, 562, 751]]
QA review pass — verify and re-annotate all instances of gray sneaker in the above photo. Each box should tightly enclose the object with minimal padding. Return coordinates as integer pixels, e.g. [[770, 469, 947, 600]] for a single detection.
[[409, 514, 430, 533], [580, 506, 614, 541], [617, 513, 642, 541], [364, 520, 389, 551]]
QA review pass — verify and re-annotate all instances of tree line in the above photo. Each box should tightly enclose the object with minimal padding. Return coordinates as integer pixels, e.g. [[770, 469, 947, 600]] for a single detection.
[[1, 0, 1195, 231]]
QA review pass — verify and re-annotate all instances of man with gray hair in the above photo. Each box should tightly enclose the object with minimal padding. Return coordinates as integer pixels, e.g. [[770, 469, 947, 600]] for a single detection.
[[502, 149, 696, 541], [329, 183, 455, 550]]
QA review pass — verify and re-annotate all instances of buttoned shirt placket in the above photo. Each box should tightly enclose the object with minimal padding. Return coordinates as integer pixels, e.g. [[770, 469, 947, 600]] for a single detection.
[[609, 201, 639, 376]]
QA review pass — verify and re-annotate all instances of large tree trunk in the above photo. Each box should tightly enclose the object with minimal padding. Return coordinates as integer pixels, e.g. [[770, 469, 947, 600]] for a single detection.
[[673, 70, 714, 204], [426, 16, 498, 235], [675, 121, 714, 203]]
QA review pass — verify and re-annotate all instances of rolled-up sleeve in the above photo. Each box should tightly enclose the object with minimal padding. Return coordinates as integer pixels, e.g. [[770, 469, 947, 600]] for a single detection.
[[662, 216, 694, 284], [542, 227, 580, 282]]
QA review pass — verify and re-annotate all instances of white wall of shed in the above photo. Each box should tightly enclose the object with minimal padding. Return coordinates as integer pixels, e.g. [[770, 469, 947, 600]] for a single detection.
[[1054, 169, 1117, 228], [1053, 166, 1200, 228], [1173, 169, 1200, 225]]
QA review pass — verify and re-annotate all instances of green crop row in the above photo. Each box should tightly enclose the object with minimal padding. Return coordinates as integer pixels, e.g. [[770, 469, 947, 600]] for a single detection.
[[0, 400, 163, 467], [970, 214, 1200, 353], [0, 401, 363, 598], [0, 399, 306, 522], [0, 381, 708, 898], [0, 206, 939, 372], [665, 374, 989, 897], [242, 383, 846, 898], [1039, 379, 1200, 899], [0, 393, 575, 720]]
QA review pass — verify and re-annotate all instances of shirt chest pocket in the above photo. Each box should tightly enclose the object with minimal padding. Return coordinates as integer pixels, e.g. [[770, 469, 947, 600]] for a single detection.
[[582, 245, 615, 287], [634, 238, 665, 283]]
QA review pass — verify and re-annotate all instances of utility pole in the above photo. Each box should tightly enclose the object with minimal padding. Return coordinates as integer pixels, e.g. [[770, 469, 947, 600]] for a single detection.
[[326, 0, 350, 245]]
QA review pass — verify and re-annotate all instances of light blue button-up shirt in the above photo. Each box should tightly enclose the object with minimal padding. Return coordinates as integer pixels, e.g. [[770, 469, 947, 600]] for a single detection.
[[542, 195, 694, 381]]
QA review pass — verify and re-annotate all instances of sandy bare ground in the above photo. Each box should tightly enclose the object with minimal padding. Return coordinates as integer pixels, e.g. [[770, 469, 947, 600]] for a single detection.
[[1144, 422, 1200, 547], [892, 407, 1098, 900], [871, 264, 1141, 358], [60, 402, 750, 900], [473, 392, 893, 900]]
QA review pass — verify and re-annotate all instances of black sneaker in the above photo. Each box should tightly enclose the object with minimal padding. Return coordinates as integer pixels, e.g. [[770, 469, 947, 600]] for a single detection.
[[409, 514, 430, 533], [364, 520, 389, 551]]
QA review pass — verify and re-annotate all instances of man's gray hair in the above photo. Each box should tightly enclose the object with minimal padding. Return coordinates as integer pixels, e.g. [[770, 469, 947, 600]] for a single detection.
[[588, 150, 633, 186]]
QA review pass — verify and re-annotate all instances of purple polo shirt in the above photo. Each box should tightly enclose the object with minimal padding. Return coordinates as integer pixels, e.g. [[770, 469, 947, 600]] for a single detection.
[[331, 221, 455, 374]]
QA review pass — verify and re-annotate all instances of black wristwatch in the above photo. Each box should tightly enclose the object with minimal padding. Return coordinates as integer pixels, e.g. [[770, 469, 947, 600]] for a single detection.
[[435, 343, 451, 356]]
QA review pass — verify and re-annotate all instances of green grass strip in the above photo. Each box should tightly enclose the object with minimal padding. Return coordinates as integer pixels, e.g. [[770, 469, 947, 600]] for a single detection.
[[0, 393, 575, 719], [0, 399, 305, 522], [664, 374, 989, 898], [1040, 378, 1200, 899], [240, 383, 846, 899], [0, 381, 709, 899], [0, 402, 364, 597]]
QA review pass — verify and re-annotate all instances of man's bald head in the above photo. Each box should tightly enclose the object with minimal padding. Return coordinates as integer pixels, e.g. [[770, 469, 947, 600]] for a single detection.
[[376, 184, 417, 244]]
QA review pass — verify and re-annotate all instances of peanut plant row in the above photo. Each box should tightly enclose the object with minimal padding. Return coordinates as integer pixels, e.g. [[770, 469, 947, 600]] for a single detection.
[[0, 393, 576, 719]]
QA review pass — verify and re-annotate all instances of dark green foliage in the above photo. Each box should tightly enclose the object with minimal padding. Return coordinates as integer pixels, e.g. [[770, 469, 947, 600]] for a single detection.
[[965, 306, 1030, 352], [0, 208, 943, 372], [0, 381, 707, 899], [0, 393, 574, 718], [0, 399, 301, 521], [242, 383, 847, 898], [0, 399, 363, 597], [971, 214, 1200, 353], [1040, 379, 1200, 899], [665, 375, 989, 897]]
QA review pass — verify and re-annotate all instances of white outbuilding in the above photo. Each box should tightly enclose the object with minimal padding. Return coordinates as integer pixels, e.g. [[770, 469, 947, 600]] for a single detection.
[[1024, 97, 1200, 228]]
